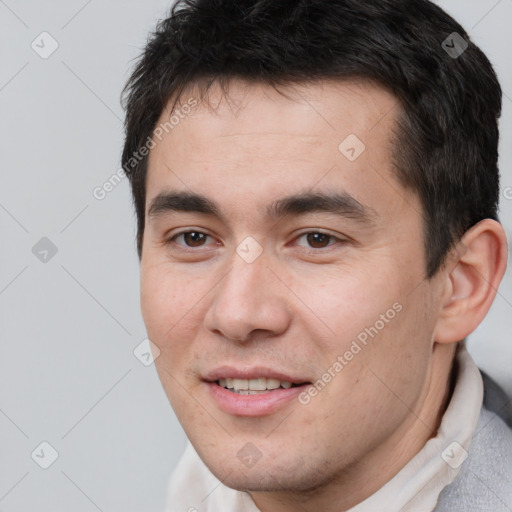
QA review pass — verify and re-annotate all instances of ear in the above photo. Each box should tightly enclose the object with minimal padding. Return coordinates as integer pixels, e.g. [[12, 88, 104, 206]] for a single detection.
[[433, 219, 508, 344]]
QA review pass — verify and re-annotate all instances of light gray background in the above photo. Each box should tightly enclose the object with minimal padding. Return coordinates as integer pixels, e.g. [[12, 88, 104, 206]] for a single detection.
[[0, 1, 511, 511]]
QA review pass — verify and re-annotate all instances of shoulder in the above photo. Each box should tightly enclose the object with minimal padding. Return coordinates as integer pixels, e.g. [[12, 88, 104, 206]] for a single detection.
[[435, 405, 512, 511]]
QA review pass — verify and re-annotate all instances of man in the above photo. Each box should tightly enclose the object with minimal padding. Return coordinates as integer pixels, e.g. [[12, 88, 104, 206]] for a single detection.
[[121, 0, 512, 510]]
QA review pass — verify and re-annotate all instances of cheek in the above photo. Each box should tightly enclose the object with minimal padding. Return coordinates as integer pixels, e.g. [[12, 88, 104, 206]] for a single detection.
[[140, 260, 222, 379], [140, 264, 208, 411], [291, 266, 399, 350], [140, 262, 198, 343], [293, 264, 432, 398]]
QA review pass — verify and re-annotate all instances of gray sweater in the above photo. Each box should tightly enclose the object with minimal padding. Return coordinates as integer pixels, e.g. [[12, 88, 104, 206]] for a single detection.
[[435, 374, 512, 511]]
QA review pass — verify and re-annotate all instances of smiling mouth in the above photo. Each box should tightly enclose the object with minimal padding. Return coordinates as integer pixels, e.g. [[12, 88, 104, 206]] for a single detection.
[[216, 377, 307, 395]]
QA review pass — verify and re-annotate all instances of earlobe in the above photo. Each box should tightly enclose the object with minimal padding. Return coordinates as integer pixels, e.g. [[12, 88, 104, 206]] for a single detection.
[[434, 219, 508, 344]]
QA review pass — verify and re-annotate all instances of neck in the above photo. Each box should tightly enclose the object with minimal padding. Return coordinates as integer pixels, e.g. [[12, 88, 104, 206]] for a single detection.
[[250, 342, 458, 512]]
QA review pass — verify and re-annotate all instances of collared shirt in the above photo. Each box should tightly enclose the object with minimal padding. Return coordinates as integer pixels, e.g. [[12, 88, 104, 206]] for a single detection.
[[165, 342, 484, 512]]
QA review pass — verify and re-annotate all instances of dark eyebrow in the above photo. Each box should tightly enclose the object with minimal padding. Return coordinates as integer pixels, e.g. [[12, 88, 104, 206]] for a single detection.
[[147, 190, 377, 225], [267, 192, 376, 224], [148, 191, 221, 219]]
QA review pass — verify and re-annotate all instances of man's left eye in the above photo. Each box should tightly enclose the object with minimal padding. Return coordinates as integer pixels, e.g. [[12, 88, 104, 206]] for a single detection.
[[294, 232, 340, 249]]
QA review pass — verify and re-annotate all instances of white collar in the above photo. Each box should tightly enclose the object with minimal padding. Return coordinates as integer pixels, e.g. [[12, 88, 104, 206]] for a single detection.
[[165, 342, 484, 512]]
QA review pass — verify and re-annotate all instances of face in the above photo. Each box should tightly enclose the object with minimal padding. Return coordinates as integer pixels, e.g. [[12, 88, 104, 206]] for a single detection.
[[141, 79, 445, 496]]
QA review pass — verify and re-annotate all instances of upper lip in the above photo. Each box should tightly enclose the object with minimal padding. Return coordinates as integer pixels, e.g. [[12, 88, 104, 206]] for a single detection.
[[204, 366, 310, 384]]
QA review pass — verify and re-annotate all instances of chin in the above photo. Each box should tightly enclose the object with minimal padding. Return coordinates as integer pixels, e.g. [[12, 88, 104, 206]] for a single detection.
[[223, 469, 338, 496], [196, 441, 333, 494], [222, 470, 308, 493]]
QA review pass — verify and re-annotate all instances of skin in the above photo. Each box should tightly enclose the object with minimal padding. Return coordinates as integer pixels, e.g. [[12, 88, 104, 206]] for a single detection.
[[140, 78, 507, 511]]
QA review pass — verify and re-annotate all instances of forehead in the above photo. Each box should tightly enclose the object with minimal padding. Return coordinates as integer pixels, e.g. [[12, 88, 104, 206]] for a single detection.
[[145, 78, 416, 226], [159, 77, 398, 154]]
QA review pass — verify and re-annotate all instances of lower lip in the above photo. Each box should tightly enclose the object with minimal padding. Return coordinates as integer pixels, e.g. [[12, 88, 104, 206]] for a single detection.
[[206, 382, 308, 417]]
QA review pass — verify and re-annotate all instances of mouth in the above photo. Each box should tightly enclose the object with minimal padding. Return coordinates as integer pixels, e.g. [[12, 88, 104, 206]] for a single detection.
[[215, 377, 304, 395], [204, 368, 312, 416]]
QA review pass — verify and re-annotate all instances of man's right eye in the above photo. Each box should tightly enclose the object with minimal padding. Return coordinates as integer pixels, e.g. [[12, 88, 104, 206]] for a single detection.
[[169, 230, 214, 248]]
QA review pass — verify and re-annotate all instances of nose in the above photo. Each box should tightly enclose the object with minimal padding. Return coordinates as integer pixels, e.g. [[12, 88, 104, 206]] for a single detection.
[[203, 249, 292, 343]]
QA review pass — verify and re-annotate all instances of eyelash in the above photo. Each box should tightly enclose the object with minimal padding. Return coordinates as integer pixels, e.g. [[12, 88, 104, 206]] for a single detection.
[[166, 230, 345, 252]]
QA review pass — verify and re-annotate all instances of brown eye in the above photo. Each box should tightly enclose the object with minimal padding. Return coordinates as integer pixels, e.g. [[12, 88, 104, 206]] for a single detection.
[[305, 232, 333, 249], [182, 231, 208, 247], [169, 231, 212, 248]]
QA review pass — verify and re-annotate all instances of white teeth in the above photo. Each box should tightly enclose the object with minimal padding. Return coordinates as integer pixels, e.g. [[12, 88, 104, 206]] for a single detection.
[[266, 378, 281, 390], [233, 379, 249, 391], [217, 377, 295, 392], [249, 378, 267, 391]]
